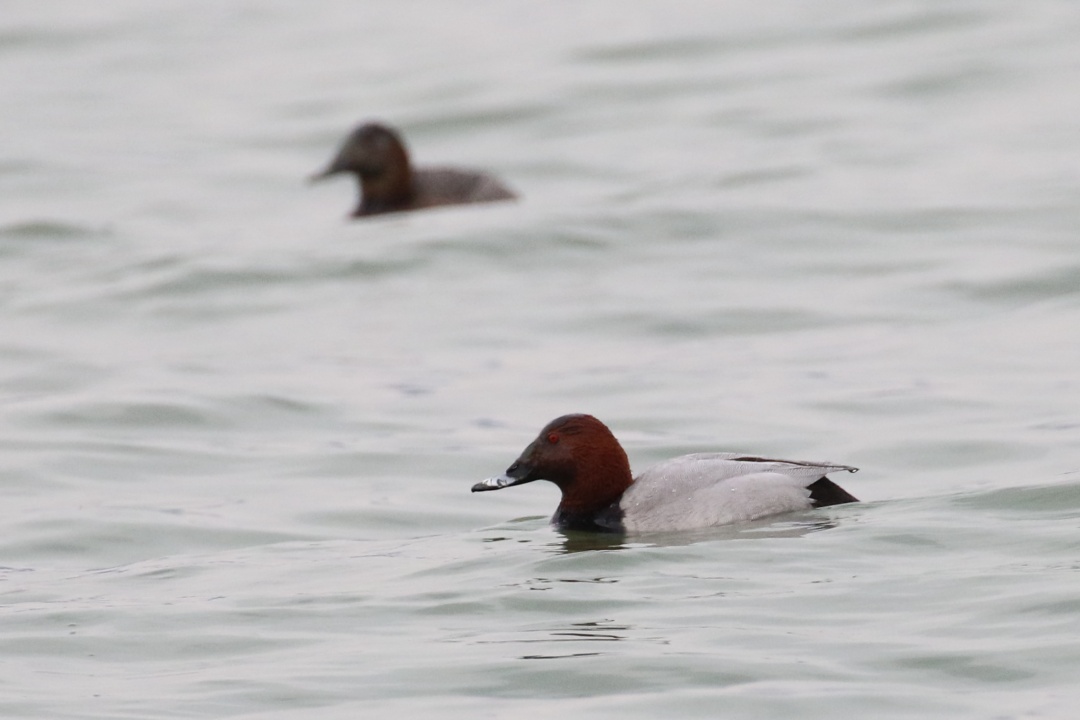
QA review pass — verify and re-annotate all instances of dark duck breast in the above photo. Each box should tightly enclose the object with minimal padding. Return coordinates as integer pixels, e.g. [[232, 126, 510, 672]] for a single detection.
[[311, 121, 516, 218]]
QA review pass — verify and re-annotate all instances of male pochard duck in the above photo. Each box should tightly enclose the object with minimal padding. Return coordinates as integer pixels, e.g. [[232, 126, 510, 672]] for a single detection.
[[310, 121, 516, 217], [472, 414, 859, 533]]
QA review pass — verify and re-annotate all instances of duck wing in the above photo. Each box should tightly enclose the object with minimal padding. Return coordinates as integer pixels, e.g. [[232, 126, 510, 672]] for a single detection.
[[618, 453, 857, 533]]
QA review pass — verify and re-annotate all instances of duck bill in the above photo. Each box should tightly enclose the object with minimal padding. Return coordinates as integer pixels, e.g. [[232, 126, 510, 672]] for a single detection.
[[471, 473, 523, 492], [308, 148, 356, 183], [308, 164, 341, 183], [471, 455, 538, 493]]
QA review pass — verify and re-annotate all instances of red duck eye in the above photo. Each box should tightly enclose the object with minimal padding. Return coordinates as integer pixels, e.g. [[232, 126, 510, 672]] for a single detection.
[[547, 432, 559, 444]]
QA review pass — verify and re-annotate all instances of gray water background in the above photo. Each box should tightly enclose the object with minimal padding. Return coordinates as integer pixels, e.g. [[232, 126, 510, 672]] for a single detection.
[[2, 2, 1080, 718]]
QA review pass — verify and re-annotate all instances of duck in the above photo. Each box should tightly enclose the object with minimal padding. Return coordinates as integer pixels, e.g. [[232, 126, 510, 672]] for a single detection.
[[472, 414, 859, 533], [310, 121, 516, 217]]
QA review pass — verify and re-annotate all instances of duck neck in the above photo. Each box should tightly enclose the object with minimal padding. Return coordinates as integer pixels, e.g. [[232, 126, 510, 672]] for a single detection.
[[356, 148, 413, 216], [553, 442, 633, 525]]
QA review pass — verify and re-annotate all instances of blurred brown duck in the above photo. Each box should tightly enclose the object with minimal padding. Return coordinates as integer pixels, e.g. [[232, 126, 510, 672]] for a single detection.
[[311, 122, 517, 217]]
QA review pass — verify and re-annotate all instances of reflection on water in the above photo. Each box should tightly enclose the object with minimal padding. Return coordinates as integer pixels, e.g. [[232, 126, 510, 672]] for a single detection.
[[517, 576, 620, 590], [554, 515, 841, 553], [554, 531, 632, 554], [475, 619, 632, 660], [476, 514, 844, 553]]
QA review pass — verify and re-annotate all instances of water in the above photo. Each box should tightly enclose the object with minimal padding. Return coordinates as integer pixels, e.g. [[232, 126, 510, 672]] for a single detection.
[[2, 1, 1080, 717]]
